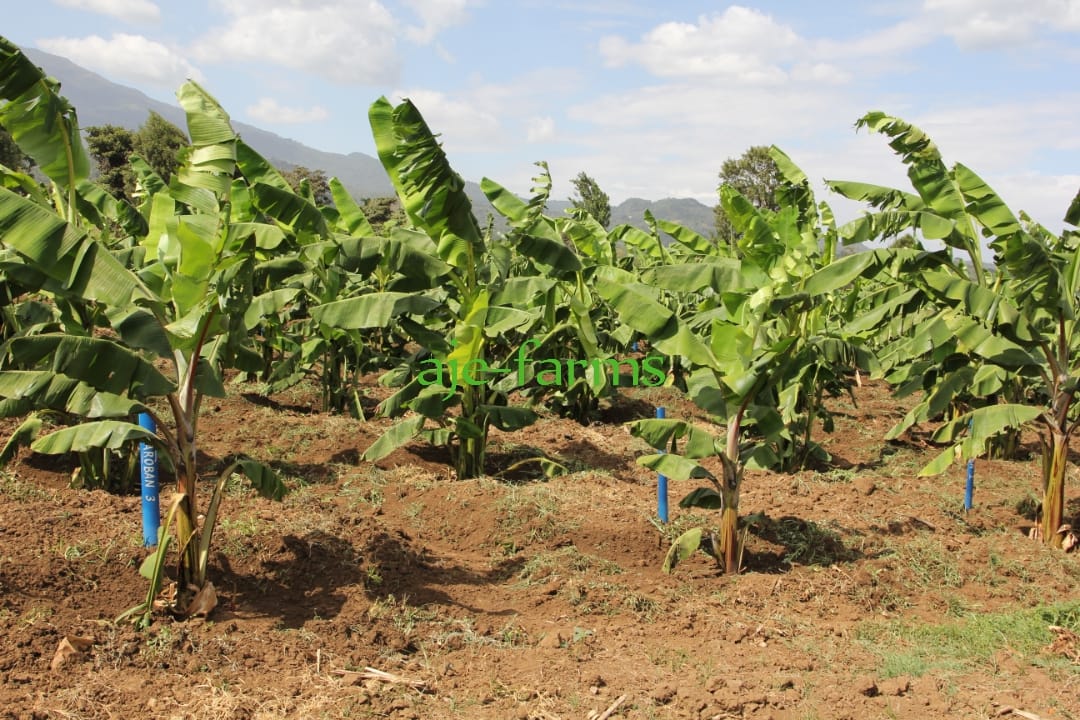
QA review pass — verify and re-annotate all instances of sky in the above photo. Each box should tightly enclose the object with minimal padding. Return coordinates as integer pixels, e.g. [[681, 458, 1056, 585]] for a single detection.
[[3, 0, 1080, 230]]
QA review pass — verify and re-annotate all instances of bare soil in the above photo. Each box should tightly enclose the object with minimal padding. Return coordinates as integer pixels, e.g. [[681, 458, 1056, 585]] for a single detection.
[[1, 379, 1078, 719]]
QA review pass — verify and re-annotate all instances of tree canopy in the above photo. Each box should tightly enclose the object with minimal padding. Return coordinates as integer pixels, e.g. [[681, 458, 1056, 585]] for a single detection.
[[134, 111, 187, 183], [84, 111, 188, 201], [84, 124, 135, 199], [361, 196, 406, 233], [0, 122, 32, 172], [282, 165, 333, 207], [714, 145, 783, 244], [569, 171, 611, 229]]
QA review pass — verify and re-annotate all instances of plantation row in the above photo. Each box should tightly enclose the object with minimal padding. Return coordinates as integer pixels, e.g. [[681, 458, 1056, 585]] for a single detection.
[[0, 36, 1077, 623]]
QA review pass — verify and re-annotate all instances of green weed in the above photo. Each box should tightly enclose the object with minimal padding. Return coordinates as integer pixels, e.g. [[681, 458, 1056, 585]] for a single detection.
[[0, 472, 53, 502], [892, 535, 963, 589], [856, 601, 1080, 679]]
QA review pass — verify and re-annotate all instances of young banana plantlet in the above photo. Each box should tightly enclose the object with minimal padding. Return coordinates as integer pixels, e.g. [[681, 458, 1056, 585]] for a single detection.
[[630, 414, 767, 575]]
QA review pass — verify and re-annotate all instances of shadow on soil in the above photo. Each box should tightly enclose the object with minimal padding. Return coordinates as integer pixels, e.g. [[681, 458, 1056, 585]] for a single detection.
[[1013, 494, 1080, 527], [813, 441, 905, 473], [192, 448, 343, 485], [598, 395, 661, 424], [240, 391, 320, 415], [484, 445, 568, 483], [743, 514, 864, 573], [361, 529, 523, 614], [213, 530, 363, 628], [213, 526, 522, 628], [556, 439, 631, 476]]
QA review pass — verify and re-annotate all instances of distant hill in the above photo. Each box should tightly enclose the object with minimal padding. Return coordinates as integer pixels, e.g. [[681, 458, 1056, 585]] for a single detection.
[[611, 197, 716, 237], [24, 47, 718, 238], [24, 48, 394, 199]]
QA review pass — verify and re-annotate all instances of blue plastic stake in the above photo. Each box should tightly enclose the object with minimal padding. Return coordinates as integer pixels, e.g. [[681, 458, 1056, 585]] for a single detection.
[[963, 416, 975, 512], [964, 458, 974, 512], [138, 413, 160, 547], [656, 406, 668, 523]]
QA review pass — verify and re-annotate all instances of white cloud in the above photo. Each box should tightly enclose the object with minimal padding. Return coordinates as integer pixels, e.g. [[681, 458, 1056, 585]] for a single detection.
[[381, 67, 581, 158], [37, 33, 200, 87], [923, 0, 1080, 49], [193, 0, 400, 85], [246, 97, 329, 124], [567, 2, 1079, 230], [990, 171, 1080, 232], [390, 88, 502, 152], [525, 115, 555, 143], [791, 62, 852, 85], [906, 97, 1080, 172], [601, 1, 1080, 91], [402, 0, 476, 44], [599, 6, 803, 84], [53, 0, 160, 23], [822, 19, 928, 59], [558, 78, 1080, 231]]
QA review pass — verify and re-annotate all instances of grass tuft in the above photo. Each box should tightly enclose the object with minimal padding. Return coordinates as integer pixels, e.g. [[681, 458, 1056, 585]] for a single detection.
[[857, 601, 1080, 679]]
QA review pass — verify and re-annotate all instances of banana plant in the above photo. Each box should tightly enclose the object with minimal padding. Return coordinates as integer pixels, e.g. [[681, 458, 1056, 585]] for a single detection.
[[601, 148, 886, 572], [482, 164, 634, 423], [827, 112, 1027, 458], [0, 35, 145, 488], [629, 385, 770, 575], [593, 261, 752, 573], [230, 143, 394, 416], [0, 50, 288, 617], [344, 98, 555, 479], [827, 112, 988, 282], [909, 186, 1080, 549], [831, 112, 1080, 549]]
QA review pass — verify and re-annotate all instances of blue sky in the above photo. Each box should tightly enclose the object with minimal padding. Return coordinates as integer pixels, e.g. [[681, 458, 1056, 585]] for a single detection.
[[4, 0, 1079, 229]]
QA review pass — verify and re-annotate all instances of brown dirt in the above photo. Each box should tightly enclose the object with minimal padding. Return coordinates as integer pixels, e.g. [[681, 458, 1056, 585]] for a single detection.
[[1, 379, 1078, 719]]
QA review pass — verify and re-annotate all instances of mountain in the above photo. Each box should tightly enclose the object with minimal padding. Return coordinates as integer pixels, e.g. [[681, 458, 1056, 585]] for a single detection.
[[611, 197, 716, 236], [23, 47, 718, 238], [24, 47, 393, 199]]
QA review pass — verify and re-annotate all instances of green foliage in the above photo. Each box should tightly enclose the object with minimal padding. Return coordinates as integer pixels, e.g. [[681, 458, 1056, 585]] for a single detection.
[[569, 171, 611, 229], [361, 96, 544, 478], [85, 124, 136, 199], [281, 165, 333, 207], [85, 112, 188, 202], [133, 111, 187, 183], [713, 145, 783, 245], [0, 123, 32, 172], [361, 196, 406, 233], [0, 36, 89, 221], [832, 111, 1080, 548], [0, 41, 293, 621]]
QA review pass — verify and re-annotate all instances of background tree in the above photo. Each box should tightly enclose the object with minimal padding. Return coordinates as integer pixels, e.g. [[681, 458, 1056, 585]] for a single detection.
[[133, 110, 187, 183], [0, 123, 32, 171], [84, 124, 135, 199], [281, 165, 333, 206], [569, 171, 611, 229], [714, 145, 783, 245], [85, 112, 189, 201], [361, 195, 406, 233]]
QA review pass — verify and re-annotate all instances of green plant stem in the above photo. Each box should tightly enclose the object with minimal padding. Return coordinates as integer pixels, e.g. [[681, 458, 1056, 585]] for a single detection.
[[1042, 427, 1067, 548]]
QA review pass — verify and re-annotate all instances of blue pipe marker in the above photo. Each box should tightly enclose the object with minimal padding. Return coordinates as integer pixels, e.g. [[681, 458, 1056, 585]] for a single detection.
[[138, 413, 160, 547], [964, 457, 975, 512], [963, 416, 975, 513], [656, 406, 668, 523]]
